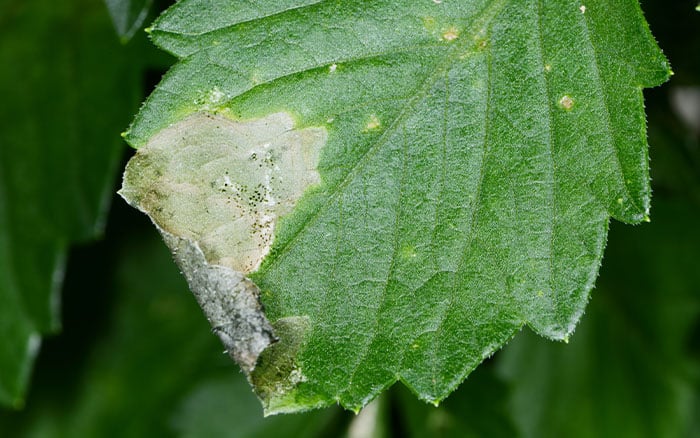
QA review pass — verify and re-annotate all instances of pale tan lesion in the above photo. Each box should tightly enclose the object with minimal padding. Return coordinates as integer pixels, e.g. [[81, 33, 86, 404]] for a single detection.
[[120, 111, 328, 273]]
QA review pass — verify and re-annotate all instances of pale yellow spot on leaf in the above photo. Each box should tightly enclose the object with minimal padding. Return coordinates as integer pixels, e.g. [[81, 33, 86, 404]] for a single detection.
[[422, 16, 436, 31], [559, 95, 574, 110], [365, 114, 381, 131], [442, 27, 459, 42], [400, 245, 417, 259]]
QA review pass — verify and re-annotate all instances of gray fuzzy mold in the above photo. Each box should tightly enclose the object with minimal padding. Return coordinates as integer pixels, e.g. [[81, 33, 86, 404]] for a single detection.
[[159, 226, 275, 373]]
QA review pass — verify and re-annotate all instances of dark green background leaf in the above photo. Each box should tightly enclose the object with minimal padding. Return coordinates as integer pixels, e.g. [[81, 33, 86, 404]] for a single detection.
[[0, 0, 144, 407]]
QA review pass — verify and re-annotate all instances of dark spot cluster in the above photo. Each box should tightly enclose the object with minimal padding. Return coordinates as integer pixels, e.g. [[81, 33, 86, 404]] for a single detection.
[[249, 218, 273, 246], [262, 154, 274, 167], [249, 150, 278, 170], [210, 173, 276, 216], [248, 183, 268, 206]]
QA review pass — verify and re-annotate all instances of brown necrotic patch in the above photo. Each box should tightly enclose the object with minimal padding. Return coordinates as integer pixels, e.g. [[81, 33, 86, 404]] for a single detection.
[[121, 111, 327, 273], [119, 111, 328, 374]]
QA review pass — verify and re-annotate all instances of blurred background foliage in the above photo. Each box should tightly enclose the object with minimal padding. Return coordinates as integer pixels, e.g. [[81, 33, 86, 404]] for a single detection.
[[0, 0, 698, 436]]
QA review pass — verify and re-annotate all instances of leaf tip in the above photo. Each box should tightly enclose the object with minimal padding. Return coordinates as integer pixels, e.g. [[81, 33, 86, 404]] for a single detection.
[[163, 232, 277, 373]]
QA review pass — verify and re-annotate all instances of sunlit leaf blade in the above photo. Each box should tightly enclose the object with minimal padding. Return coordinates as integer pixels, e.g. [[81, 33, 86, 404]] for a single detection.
[[0, 0, 139, 407], [124, 0, 670, 412]]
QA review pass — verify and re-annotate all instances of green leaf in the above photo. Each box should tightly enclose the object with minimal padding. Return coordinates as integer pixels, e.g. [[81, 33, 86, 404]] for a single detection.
[[497, 200, 700, 437], [121, 0, 670, 413], [0, 0, 143, 407]]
